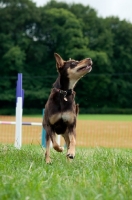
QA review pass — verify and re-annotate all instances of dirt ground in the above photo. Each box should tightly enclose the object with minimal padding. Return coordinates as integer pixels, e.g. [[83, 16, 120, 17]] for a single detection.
[[0, 116, 132, 148]]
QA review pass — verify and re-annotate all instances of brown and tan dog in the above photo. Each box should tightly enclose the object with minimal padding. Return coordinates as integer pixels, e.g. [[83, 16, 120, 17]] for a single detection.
[[43, 53, 92, 163]]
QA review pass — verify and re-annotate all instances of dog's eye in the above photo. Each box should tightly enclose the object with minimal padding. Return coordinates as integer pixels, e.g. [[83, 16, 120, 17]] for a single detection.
[[70, 62, 77, 67]]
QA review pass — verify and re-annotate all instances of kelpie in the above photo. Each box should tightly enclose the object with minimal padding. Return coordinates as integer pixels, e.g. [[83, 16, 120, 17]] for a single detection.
[[43, 53, 92, 163]]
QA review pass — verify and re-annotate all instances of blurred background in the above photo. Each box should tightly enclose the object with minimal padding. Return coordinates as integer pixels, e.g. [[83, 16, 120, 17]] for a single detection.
[[0, 0, 132, 115]]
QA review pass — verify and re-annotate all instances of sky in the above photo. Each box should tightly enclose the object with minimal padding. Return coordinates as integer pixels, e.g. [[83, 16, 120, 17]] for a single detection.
[[33, 0, 132, 23]]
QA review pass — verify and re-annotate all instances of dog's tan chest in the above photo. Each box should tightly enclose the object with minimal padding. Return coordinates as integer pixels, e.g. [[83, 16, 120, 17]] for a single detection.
[[49, 111, 75, 125]]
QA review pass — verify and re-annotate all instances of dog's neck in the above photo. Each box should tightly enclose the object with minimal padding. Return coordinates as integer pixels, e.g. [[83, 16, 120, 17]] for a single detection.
[[68, 79, 78, 89], [53, 75, 78, 90]]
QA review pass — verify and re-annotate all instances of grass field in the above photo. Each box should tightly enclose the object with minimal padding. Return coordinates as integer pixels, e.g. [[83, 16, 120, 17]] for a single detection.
[[0, 144, 132, 200], [17, 114, 132, 121], [1, 114, 132, 121], [78, 114, 132, 121]]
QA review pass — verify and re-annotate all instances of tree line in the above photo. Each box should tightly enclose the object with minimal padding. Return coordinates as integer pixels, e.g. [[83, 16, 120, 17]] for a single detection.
[[0, 0, 132, 114]]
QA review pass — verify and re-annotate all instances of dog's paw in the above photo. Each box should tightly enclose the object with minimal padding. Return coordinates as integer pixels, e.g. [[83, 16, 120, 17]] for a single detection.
[[67, 153, 75, 159], [46, 160, 52, 165], [45, 157, 52, 164], [53, 145, 64, 152]]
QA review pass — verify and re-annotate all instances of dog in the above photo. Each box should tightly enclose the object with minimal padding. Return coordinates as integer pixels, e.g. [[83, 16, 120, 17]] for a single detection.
[[43, 53, 92, 163]]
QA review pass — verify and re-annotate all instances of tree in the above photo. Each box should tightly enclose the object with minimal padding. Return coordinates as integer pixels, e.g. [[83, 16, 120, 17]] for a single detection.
[[0, 0, 41, 113], [0, 0, 132, 114]]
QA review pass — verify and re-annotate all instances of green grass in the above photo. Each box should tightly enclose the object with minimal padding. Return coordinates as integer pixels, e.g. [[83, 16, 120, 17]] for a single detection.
[[24, 114, 132, 121], [0, 145, 132, 200], [78, 114, 132, 121]]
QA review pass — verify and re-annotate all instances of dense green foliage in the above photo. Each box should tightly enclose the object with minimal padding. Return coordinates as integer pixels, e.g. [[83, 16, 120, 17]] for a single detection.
[[0, 0, 132, 114], [0, 145, 132, 199]]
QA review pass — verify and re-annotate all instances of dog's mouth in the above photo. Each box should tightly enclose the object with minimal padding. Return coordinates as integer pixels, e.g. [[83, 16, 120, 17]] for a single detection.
[[77, 64, 92, 72]]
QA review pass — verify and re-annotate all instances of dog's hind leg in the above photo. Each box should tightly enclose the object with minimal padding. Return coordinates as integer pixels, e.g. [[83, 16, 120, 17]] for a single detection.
[[43, 120, 52, 163], [45, 133, 51, 164]]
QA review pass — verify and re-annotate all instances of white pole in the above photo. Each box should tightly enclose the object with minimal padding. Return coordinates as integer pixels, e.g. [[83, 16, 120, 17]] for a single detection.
[[15, 100, 18, 147], [15, 73, 23, 149], [15, 97, 22, 149]]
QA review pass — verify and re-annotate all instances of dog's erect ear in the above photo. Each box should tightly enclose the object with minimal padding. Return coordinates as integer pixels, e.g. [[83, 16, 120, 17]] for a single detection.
[[54, 53, 65, 69]]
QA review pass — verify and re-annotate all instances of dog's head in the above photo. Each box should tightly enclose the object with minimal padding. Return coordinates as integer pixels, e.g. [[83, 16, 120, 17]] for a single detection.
[[54, 53, 93, 89]]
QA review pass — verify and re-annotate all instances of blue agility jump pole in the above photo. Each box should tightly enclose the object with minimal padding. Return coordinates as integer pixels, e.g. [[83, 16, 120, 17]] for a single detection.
[[0, 73, 47, 148], [14, 73, 47, 148]]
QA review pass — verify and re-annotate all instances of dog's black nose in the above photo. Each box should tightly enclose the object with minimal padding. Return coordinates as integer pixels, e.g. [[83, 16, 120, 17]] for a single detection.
[[87, 58, 92, 61], [87, 58, 92, 65]]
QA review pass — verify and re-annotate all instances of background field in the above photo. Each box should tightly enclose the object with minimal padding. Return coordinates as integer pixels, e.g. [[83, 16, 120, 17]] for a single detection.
[[0, 115, 132, 199], [0, 145, 132, 200], [0, 114, 132, 148], [78, 114, 132, 121]]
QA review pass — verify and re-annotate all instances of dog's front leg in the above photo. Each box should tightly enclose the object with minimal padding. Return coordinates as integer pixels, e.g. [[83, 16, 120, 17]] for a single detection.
[[63, 133, 70, 154], [67, 129, 76, 159]]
